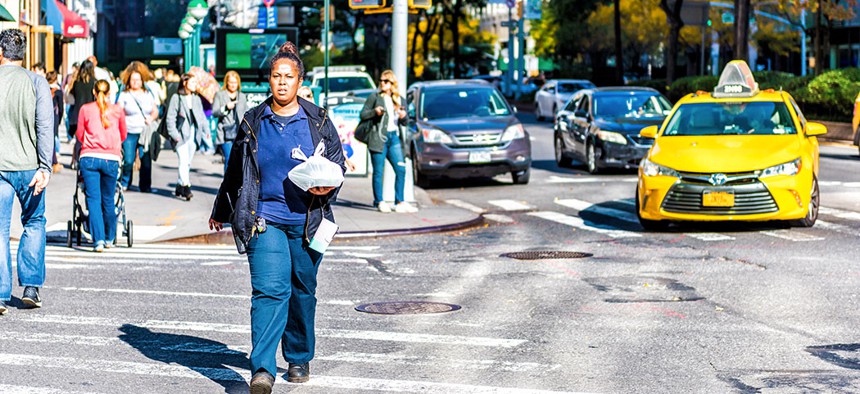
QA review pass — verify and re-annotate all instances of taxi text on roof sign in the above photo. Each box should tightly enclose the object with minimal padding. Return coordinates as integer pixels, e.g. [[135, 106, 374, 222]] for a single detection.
[[712, 60, 760, 99]]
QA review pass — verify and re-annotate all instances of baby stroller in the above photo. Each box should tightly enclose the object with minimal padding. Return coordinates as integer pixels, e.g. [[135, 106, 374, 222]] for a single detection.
[[66, 164, 134, 248]]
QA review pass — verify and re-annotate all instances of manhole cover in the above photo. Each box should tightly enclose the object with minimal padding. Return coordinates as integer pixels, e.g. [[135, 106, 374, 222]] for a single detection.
[[500, 251, 593, 260], [355, 301, 462, 315]]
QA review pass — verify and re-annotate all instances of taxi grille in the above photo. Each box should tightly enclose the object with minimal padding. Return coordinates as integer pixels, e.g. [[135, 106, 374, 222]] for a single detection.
[[661, 182, 778, 215]]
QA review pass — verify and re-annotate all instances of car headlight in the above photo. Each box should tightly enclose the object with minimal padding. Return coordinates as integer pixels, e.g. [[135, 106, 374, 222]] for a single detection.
[[597, 130, 628, 145], [641, 158, 680, 178], [501, 124, 526, 142], [422, 127, 453, 144], [758, 158, 801, 178]]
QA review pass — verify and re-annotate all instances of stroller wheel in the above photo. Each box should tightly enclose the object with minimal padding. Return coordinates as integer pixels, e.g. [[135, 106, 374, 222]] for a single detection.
[[66, 221, 73, 248], [126, 220, 134, 248], [76, 223, 82, 246]]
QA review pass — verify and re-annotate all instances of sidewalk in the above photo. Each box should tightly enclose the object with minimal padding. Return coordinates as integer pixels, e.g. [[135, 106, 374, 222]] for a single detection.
[[10, 139, 480, 245]]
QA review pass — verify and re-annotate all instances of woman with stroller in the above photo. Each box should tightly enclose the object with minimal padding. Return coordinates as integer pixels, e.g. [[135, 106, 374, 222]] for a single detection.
[[165, 73, 207, 201], [75, 79, 128, 252]]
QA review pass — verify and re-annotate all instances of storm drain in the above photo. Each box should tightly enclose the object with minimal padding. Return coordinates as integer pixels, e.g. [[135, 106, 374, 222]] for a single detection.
[[500, 251, 593, 260], [355, 301, 462, 315]]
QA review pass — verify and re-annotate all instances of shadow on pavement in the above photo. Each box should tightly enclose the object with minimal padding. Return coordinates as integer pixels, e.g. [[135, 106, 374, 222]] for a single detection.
[[118, 324, 251, 393]]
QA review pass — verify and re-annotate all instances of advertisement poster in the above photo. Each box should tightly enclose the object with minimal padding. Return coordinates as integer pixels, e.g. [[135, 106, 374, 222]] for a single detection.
[[329, 103, 368, 176]]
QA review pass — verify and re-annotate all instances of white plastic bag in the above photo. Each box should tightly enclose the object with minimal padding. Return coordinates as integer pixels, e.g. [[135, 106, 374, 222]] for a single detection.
[[288, 141, 344, 192]]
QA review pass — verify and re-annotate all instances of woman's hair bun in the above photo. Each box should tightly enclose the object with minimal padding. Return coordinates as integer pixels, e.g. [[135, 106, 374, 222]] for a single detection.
[[278, 41, 299, 56]]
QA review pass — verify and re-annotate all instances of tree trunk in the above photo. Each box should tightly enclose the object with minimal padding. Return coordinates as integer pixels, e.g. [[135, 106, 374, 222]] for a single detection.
[[452, 1, 461, 78], [659, 0, 684, 84], [614, 0, 623, 84], [734, 0, 750, 62]]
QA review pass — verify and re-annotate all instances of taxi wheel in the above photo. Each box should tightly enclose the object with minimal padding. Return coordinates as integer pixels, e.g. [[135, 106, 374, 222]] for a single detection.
[[636, 189, 669, 232], [793, 176, 819, 228], [586, 143, 600, 174]]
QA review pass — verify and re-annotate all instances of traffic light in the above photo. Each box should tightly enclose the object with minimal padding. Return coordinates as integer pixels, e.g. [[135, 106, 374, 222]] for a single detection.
[[409, 0, 431, 9], [349, 0, 386, 10]]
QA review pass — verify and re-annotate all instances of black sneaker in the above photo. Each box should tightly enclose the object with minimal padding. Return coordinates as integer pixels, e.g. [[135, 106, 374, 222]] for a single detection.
[[249, 370, 274, 394], [22, 286, 41, 308], [184, 185, 193, 201], [0, 300, 8, 315], [287, 363, 309, 383], [174, 184, 182, 197]]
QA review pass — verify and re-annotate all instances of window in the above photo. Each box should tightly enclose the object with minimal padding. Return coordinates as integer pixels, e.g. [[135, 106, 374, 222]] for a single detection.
[[593, 92, 671, 119]]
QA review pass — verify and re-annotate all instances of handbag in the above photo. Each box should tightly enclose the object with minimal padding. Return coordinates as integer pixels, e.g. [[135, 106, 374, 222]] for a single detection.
[[354, 119, 372, 144], [130, 92, 165, 161]]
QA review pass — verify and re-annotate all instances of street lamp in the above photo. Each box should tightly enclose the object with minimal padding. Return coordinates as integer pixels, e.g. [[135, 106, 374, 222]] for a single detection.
[[187, 0, 210, 19], [178, 0, 210, 72]]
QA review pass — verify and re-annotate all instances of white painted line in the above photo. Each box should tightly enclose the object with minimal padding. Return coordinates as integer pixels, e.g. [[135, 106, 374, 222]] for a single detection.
[[547, 175, 637, 184], [528, 211, 641, 238], [200, 261, 233, 266], [760, 230, 824, 241], [3, 331, 251, 354], [488, 199, 533, 211], [317, 351, 562, 372], [0, 383, 101, 394], [323, 300, 360, 306], [327, 246, 381, 251], [483, 214, 515, 223], [25, 250, 247, 260], [819, 207, 860, 221], [45, 223, 68, 232], [684, 233, 735, 241], [14, 314, 527, 347], [340, 251, 384, 258], [445, 199, 487, 214], [0, 354, 585, 393], [47, 286, 250, 300], [554, 199, 638, 223], [125, 225, 176, 241], [815, 219, 860, 237]]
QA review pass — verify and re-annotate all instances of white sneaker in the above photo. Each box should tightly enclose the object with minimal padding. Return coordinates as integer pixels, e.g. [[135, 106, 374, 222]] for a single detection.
[[377, 202, 392, 213], [394, 202, 418, 213]]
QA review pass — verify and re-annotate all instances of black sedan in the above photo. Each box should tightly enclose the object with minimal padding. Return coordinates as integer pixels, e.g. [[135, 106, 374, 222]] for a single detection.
[[554, 87, 671, 174]]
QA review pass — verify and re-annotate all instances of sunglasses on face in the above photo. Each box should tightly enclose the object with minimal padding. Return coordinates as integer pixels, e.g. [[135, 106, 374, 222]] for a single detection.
[[380, 79, 392, 84]]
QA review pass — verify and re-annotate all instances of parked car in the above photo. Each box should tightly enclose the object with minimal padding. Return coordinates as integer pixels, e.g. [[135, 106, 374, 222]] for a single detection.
[[554, 87, 671, 174], [471, 74, 538, 97], [534, 79, 596, 121], [636, 60, 825, 230], [406, 80, 532, 186], [310, 65, 376, 103]]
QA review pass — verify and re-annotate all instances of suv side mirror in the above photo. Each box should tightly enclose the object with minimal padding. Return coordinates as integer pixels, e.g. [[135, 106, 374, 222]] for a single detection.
[[639, 125, 658, 138], [805, 122, 827, 136]]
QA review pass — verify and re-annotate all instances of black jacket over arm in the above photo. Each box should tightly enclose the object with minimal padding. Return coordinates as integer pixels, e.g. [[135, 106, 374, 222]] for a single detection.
[[210, 96, 346, 254]]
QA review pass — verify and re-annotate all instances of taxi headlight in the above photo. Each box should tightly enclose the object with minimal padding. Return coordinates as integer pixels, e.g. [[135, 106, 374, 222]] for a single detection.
[[759, 158, 801, 178], [597, 130, 628, 145], [641, 158, 680, 178], [422, 127, 454, 144], [501, 124, 526, 142]]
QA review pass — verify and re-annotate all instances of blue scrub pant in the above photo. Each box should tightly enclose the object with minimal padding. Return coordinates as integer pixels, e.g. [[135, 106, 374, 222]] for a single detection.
[[246, 223, 323, 376]]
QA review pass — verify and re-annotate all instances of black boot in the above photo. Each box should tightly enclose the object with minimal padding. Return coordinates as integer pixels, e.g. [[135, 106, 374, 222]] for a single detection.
[[287, 363, 310, 383], [174, 184, 182, 197], [183, 185, 193, 201]]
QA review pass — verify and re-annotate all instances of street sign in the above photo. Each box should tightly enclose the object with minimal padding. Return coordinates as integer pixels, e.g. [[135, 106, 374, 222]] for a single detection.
[[722, 11, 734, 24], [505, 0, 516, 8], [524, 0, 541, 19], [409, 0, 431, 9], [349, 0, 386, 9], [266, 6, 277, 28]]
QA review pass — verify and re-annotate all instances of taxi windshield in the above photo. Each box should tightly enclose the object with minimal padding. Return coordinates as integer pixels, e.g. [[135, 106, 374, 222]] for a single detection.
[[593, 92, 671, 119], [662, 102, 797, 136]]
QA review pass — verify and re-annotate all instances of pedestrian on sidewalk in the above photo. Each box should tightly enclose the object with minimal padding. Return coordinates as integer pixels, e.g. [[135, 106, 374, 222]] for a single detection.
[[0, 29, 54, 315], [67, 59, 97, 168], [212, 70, 247, 173], [116, 61, 158, 192], [76, 80, 127, 252], [359, 70, 417, 213], [209, 41, 345, 392], [47, 71, 65, 174], [165, 72, 207, 201]]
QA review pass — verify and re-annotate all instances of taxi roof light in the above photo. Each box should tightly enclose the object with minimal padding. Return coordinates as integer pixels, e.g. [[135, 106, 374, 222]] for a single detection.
[[712, 60, 759, 98]]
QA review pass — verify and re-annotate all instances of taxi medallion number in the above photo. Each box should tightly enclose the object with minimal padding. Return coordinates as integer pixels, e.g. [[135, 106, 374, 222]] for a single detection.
[[702, 190, 735, 207], [469, 151, 492, 164]]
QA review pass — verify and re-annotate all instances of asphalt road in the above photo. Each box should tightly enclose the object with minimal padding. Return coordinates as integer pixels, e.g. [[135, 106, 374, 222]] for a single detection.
[[2, 112, 860, 393]]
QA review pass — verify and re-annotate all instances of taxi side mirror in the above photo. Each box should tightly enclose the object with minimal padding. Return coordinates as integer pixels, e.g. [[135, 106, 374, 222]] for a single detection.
[[805, 122, 827, 137], [639, 125, 658, 139]]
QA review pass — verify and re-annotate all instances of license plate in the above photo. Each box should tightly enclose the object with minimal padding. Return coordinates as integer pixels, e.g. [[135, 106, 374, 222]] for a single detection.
[[702, 190, 735, 207], [468, 151, 492, 164]]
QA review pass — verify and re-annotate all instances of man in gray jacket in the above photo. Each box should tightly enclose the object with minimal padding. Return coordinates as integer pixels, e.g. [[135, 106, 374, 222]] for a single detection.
[[0, 29, 54, 315]]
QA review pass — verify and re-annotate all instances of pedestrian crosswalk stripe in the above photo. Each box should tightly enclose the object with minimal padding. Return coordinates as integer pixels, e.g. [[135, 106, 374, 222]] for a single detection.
[[488, 199, 533, 211], [819, 206, 860, 221], [4, 330, 251, 354], [14, 314, 527, 347], [759, 230, 824, 241], [554, 199, 639, 223], [528, 211, 641, 238], [684, 233, 735, 241], [48, 286, 250, 299], [445, 199, 487, 213], [317, 351, 561, 372], [0, 354, 584, 394], [812, 220, 860, 237], [546, 175, 637, 184], [0, 383, 100, 394], [483, 214, 515, 223]]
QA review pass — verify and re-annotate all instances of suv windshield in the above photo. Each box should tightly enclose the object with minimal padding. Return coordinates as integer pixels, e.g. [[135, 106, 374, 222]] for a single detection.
[[593, 92, 671, 119], [662, 102, 797, 136], [558, 82, 592, 93], [420, 87, 511, 120], [314, 77, 374, 92]]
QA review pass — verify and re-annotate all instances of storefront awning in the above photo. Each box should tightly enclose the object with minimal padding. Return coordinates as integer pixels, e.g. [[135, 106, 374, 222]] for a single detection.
[[45, 0, 89, 38], [0, 5, 15, 22]]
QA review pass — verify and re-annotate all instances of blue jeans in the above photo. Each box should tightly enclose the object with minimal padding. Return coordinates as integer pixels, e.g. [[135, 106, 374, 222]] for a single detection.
[[79, 157, 119, 245], [370, 131, 406, 206], [121, 133, 152, 191], [0, 169, 46, 301], [246, 223, 323, 376], [221, 141, 233, 173]]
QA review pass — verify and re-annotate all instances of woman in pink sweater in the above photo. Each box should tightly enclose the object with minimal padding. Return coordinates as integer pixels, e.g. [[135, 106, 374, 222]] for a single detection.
[[76, 79, 128, 252]]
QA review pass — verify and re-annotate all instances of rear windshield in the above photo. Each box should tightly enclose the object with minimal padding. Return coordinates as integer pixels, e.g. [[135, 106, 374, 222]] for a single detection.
[[314, 77, 374, 92], [420, 87, 511, 120], [662, 102, 797, 136], [558, 82, 593, 93]]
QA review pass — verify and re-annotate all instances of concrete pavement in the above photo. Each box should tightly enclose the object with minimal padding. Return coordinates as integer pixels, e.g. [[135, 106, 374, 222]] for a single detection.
[[9, 138, 480, 245]]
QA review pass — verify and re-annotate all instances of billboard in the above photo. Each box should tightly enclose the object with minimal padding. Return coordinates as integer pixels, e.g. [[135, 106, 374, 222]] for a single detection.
[[215, 27, 299, 81]]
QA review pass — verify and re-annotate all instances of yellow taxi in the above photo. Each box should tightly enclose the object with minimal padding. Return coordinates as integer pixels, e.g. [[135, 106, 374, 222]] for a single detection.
[[636, 60, 826, 230]]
